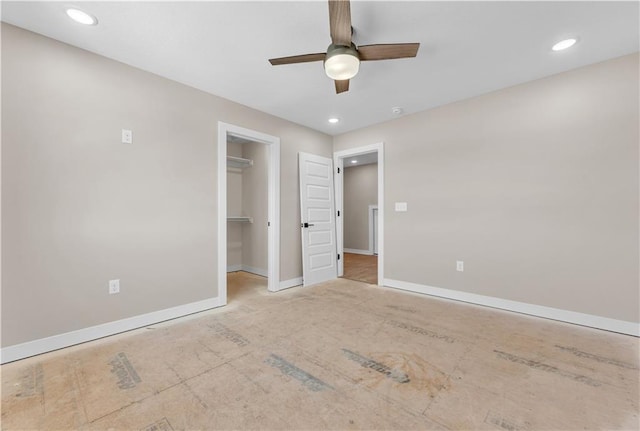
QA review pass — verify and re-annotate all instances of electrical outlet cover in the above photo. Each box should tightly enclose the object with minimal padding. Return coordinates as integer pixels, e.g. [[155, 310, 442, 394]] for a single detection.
[[109, 279, 120, 294], [121, 129, 132, 144]]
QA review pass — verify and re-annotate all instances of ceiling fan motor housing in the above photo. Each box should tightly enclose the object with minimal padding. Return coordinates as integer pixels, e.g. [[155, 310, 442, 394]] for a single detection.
[[324, 43, 360, 80], [268, 0, 420, 93]]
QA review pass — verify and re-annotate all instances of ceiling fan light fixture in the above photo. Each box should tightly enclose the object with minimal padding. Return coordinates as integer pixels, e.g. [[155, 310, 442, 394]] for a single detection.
[[324, 44, 360, 80]]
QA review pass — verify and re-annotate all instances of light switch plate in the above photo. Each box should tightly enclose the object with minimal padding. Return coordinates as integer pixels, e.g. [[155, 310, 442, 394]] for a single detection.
[[395, 202, 408, 212], [456, 261, 464, 272]]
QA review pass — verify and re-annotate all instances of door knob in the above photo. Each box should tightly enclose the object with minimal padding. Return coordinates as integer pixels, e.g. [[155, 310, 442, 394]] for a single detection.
[[302, 222, 315, 228]]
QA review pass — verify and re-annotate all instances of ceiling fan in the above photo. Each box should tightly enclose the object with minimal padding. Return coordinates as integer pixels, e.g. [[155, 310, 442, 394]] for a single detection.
[[268, 0, 420, 94]]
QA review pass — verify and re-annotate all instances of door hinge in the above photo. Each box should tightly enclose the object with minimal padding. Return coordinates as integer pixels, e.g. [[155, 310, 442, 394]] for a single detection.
[[337, 254, 341, 260], [268, 221, 270, 227], [337, 167, 341, 174], [337, 210, 340, 217]]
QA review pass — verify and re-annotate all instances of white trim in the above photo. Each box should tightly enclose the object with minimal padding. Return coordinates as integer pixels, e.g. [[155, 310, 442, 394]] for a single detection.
[[383, 278, 640, 337], [1, 296, 224, 364], [217, 124, 228, 305], [268, 140, 281, 292], [368, 204, 378, 255], [344, 248, 373, 256], [226, 265, 268, 277], [335, 157, 345, 276], [218, 122, 281, 298], [377, 145, 384, 286], [334, 143, 384, 285], [279, 277, 303, 290]]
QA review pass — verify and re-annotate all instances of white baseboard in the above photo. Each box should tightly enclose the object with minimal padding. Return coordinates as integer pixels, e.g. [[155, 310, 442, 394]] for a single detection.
[[344, 248, 373, 256], [227, 265, 267, 277], [279, 277, 303, 290], [1, 296, 224, 364], [241, 265, 268, 277], [383, 278, 639, 337]]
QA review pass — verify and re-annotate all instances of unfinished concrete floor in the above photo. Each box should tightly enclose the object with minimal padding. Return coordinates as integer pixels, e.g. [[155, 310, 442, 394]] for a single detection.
[[2, 272, 639, 430]]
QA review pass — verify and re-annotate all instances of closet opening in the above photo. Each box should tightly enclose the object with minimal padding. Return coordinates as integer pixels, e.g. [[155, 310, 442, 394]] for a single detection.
[[226, 134, 269, 300], [217, 122, 281, 305]]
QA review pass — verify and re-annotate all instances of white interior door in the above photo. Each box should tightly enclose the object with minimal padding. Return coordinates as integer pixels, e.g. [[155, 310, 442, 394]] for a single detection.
[[299, 152, 338, 287]]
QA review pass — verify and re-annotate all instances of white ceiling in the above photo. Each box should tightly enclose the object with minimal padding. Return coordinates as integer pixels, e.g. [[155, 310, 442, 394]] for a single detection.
[[2, 1, 638, 136]]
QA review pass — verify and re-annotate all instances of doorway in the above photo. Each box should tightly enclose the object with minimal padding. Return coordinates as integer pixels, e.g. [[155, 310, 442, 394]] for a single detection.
[[334, 143, 384, 285], [217, 122, 281, 305]]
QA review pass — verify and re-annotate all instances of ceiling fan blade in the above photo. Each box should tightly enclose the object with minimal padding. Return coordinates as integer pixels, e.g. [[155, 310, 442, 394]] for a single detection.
[[269, 53, 325, 66], [335, 79, 349, 94], [328, 0, 352, 46], [358, 43, 420, 61]]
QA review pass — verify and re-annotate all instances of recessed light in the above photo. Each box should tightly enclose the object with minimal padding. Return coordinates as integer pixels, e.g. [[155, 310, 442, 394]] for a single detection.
[[351, 160, 358, 164], [328, 118, 340, 124], [391, 107, 404, 115], [552, 38, 577, 51], [66, 8, 98, 26]]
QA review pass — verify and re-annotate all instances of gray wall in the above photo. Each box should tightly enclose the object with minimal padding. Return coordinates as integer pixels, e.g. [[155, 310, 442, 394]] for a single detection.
[[226, 141, 268, 274], [334, 53, 639, 323], [344, 164, 377, 251], [1, 24, 332, 347], [241, 142, 268, 273], [226, 142, 243, 269], [3, 22, 638, 351]]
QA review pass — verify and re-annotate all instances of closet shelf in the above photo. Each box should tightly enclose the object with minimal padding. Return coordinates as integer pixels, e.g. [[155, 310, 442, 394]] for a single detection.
[[227, 216, 253, 223], [227, 156, 253, 169]]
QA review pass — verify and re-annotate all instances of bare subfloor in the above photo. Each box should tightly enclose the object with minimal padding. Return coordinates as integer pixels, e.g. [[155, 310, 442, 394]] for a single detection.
[[2, 272, 639, 430]]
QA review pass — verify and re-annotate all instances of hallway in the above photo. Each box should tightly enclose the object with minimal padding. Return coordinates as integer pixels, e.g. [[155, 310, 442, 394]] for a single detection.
[[342, 252, 377, 285]]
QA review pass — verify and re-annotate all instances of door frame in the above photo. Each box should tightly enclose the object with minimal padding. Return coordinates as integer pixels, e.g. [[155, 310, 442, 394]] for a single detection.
[[334, 142, 384, 285], [217, 122, 281, 304]]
